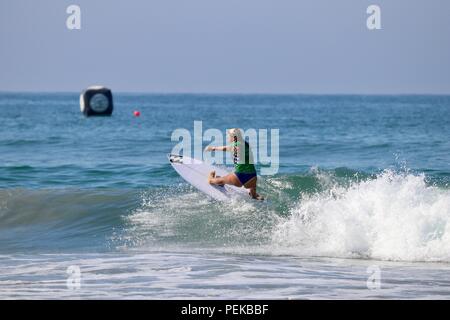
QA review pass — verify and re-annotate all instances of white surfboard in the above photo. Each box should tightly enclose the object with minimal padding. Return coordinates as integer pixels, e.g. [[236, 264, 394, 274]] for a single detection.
[[168, 154, 250, 201]]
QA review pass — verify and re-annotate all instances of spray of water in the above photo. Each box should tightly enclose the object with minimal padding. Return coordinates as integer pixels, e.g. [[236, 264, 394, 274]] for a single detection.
[[271, 170, 450, 262]]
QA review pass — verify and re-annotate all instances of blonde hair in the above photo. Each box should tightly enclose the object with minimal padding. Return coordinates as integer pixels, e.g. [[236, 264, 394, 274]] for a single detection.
[[227, 128, 243, 143]]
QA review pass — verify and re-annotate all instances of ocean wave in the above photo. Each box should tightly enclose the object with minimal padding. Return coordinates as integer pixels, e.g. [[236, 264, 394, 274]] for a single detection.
[[0, 189, 139, 252], [271, 170, 450, 262], [122, 185, 279, 249], [1, 168, 450, 262]]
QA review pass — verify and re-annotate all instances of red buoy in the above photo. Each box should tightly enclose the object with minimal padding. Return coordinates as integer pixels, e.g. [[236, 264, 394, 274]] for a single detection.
[[134, 110, 141, 117]]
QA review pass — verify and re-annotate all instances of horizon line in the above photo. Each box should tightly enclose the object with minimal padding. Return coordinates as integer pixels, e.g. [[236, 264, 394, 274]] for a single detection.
[[1, 89, 450, 96]]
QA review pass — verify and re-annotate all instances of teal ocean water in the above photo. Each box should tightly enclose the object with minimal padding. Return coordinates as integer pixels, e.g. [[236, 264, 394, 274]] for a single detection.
[[1, 93, 449, 299]]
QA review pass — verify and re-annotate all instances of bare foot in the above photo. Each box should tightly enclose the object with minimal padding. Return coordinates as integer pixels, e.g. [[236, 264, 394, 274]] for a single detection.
[[208, 171, 216, 184], [249, 191, 264, 201]]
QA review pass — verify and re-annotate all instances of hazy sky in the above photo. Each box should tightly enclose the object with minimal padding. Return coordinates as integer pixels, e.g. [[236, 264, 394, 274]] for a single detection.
[[1, 0, 449, 93]]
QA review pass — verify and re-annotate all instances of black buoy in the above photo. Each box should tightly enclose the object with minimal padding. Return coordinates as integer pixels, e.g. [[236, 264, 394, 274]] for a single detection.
[[80, 86, 114, 116]]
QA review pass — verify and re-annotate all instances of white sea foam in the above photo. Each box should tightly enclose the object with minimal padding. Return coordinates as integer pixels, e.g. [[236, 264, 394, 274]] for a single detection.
[[272, 170, 450, 262], [1, 252, 450, 299]]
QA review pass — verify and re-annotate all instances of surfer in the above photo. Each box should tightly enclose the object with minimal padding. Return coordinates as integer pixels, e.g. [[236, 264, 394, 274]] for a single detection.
[[206, 128, 264, 200]]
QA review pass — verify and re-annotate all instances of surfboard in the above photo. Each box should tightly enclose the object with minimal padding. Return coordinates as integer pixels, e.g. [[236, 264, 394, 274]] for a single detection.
[[168, 153, 250, 201]]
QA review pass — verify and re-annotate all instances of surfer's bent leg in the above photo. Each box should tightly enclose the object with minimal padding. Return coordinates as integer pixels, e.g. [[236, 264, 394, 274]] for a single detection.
[[243, 177, 264, 200], [208, 171, 242, 187], [244, 178, 257, 198]]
